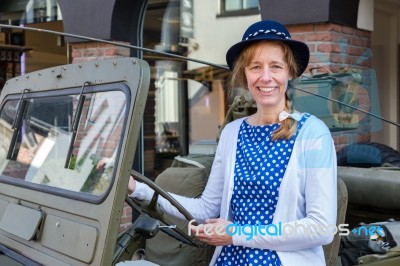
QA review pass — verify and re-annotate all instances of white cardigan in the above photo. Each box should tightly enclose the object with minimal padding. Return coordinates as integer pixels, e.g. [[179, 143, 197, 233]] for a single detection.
[[133, 114, 337, 266]]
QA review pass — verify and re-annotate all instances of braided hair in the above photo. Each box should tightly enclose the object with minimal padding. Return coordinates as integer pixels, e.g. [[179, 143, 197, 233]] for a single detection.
[[272, 81, 298, 140]]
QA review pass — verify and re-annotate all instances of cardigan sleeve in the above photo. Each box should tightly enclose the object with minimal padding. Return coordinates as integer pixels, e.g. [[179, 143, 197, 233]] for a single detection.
[[232, 119, 337, 251], [130, 120, 238, 222]]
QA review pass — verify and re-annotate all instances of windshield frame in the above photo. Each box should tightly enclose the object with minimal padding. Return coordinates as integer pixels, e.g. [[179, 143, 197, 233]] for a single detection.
[[0, 83, 131, 204]]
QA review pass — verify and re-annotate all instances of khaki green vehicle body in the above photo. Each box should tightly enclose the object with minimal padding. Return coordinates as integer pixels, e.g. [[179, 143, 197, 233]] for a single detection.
[[0, 57, 150, 265]]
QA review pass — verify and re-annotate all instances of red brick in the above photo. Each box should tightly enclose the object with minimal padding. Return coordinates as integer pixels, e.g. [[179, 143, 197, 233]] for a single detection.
[[329, 53, 345, 64], [83, 48, 103, 57], [347, 46, 364, 57], [317, 43, 341, 53], [357, 133, 371, 143], [314, 23, 342, 33], [291, 33, 307, 43], [71, 49, 82, 58], [307, 32, 332, 42], [104, 47, 119, 56], [361, 31, 372, 38], [341, 26, 356, 35], [348, 36, 365, 47], [307, 43, 316, 53], [287, 24, 314, 33]]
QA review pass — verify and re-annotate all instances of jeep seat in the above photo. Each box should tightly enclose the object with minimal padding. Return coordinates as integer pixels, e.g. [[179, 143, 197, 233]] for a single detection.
[[323, 178, 348, 266], [144, 155, 215, 266]]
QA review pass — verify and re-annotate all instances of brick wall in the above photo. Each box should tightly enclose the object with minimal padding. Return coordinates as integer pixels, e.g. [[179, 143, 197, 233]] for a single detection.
[[71, 42, 130, 63], [289, 23, 372, 151]]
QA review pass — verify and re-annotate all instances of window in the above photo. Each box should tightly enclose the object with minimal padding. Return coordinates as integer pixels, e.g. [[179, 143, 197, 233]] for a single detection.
[[141, 0, 232, 179], [0, 0, 62, 25], [221, 0, 259, 13]]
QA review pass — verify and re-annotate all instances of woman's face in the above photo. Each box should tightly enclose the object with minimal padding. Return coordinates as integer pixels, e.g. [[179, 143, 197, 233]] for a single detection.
[[245, 42, 291, 113]]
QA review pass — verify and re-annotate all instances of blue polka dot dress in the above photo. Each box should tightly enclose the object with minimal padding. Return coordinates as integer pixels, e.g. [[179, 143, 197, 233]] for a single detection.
[[216, 113, 310, 266]]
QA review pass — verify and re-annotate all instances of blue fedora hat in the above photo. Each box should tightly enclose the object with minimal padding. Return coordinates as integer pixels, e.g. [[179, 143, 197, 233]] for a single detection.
[[226, 20, 310, 76]]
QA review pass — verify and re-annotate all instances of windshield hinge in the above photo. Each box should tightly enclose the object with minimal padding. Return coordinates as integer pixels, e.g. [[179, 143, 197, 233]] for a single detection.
[[64, 81, 91, 169]]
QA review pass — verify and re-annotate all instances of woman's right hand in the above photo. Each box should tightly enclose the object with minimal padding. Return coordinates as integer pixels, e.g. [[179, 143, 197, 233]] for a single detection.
[[128, 175, 136, 194]]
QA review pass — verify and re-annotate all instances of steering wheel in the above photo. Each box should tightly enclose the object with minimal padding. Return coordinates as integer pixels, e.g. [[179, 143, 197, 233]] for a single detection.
[[126, 169, 206, 248]]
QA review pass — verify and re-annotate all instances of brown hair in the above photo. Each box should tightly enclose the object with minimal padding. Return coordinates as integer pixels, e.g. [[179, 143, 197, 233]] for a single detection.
[[228, 40, 299, 140]]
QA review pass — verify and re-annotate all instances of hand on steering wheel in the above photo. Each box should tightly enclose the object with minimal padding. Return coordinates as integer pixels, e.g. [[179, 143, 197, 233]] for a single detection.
[[126, 170, 206, 248]]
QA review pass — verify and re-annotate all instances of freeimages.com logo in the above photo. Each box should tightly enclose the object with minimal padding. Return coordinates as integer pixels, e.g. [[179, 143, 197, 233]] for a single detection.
[[188, 220, 384, 241]]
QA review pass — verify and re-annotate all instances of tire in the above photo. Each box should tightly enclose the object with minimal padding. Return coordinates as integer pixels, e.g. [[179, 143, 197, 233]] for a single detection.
[[337, 142, 400, 168]]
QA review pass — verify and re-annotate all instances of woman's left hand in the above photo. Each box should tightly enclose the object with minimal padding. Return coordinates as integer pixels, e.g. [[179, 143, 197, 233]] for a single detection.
[[191, 218, 234, 246]]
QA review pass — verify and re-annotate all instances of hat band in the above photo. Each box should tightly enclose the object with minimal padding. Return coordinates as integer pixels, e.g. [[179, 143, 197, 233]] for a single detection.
[[244, 29, 291, 41]]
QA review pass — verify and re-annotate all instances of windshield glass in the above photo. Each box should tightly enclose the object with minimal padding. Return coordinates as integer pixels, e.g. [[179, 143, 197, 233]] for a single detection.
[[0, 89, 126, 196]]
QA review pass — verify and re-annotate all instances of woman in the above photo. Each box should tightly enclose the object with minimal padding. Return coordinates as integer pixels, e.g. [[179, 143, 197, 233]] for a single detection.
[[130, 20, 337, 265]]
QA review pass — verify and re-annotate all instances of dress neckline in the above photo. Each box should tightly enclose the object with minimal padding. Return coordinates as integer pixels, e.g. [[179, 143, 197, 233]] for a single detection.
[[243, 118, 280, 128]]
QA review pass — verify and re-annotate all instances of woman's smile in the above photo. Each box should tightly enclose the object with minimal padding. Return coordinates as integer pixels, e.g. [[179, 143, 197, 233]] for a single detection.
[[258, 86, 278, 93]]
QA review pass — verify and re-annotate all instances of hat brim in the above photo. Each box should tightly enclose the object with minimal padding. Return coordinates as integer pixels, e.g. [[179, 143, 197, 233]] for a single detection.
[[226, 35, 310, 76]]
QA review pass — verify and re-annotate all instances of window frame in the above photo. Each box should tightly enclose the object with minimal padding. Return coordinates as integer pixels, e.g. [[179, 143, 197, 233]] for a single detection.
[[218, 0, 260, 17]]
